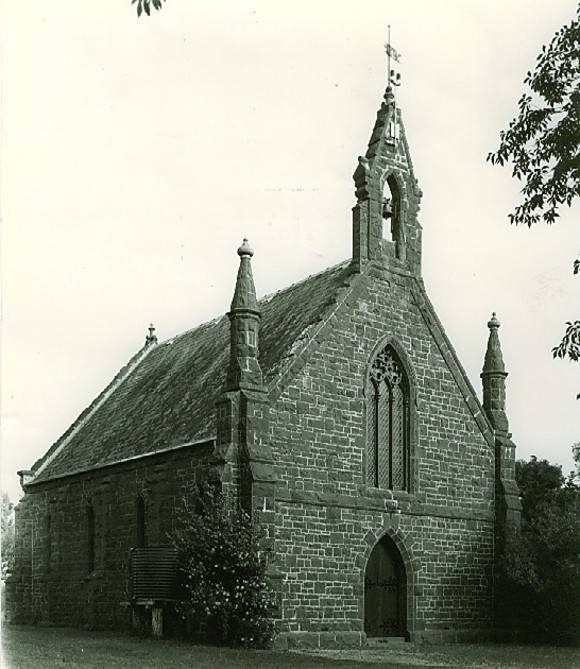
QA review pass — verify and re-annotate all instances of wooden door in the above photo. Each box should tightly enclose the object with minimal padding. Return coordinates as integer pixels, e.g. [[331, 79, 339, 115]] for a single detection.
[[364, 538, 405, 637]]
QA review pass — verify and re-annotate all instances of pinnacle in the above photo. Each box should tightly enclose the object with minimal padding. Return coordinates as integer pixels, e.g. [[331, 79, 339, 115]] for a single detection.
[[230, 239, 258, 313], [482, 312, 506, 375]]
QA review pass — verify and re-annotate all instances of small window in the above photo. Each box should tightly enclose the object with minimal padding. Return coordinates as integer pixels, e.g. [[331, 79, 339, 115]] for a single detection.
[[238, 329, 256, 347], [136, 495, 146, 548], [366, 345, 411, 491], [385, 107, 400, 145], [86, 505, 95, 573], [46, 512, 52, 568]]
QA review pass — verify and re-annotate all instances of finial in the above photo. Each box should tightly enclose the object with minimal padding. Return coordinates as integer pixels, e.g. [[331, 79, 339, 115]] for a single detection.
[[145, 323, 158, 346], [237, 238, 254, 258], [487, 312, 500, 330], [384, 86, 396, 102]]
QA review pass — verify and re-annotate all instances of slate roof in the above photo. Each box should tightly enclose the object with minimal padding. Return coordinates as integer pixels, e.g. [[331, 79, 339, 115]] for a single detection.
[[31, 261, 354, 483]]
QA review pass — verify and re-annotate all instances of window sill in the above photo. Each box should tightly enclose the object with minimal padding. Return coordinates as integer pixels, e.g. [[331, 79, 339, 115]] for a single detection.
[[359, 485, 416, 505]]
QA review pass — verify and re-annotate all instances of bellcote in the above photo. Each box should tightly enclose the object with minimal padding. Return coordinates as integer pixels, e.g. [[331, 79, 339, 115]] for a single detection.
[[352, 82, 423, 275]]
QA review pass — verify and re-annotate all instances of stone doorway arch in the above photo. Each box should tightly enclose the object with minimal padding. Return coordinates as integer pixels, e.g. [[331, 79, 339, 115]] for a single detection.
[[364, 534, 407, 637]]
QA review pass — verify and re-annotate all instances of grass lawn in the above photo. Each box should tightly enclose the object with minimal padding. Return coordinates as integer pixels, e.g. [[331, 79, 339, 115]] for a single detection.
[[303, 642, 580, 668], [2, 625, 579, 669]]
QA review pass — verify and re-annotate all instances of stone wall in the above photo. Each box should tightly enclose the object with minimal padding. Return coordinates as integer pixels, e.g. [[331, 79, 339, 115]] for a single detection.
[[267, 262, 495, 644], [8, 442, 213, 629]]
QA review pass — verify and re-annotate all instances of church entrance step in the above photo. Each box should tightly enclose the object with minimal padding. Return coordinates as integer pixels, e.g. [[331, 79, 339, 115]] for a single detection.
[[366, 636, 407, 647]]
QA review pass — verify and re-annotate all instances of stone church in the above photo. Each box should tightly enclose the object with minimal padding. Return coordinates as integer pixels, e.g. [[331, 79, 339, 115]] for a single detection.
[[9, 74, 521, 647]]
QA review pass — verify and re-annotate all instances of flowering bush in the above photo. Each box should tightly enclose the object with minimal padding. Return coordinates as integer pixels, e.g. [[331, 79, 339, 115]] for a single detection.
[[171, 484, 274, 648]]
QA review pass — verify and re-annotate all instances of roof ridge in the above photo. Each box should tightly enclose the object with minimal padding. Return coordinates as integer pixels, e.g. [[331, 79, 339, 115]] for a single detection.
[[154, 260, 351, 346], [259, 259, 350, 305], [30, 342, 156, 481], [156, 313, 225, 347]]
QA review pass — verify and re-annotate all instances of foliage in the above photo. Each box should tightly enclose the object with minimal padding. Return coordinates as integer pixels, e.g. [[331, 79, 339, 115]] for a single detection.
[[515, 455, 565, 520], [1, 491, 15, 578], [551, 259, 579, 374], [171, 484, 274, 649], [132, 0, 166, 18], [497, 453, 580, 645], [487, 4, 580, 227], [488, 6, 580, 378], [552, 319, 580, 365]]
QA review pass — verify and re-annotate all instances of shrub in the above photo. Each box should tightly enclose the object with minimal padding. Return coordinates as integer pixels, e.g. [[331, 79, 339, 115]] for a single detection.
[[497, 455, 580, 645], [171, 484, 274, 649]]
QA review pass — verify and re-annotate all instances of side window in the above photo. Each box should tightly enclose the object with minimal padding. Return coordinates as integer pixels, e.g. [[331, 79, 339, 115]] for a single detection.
[[86, 504, 95, 573], [136, 495, 146, 548], [46, 511, 52, 568]]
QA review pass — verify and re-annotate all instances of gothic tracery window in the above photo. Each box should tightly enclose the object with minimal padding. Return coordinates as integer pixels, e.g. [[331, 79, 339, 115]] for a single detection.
[[366, 345, 411, 491]]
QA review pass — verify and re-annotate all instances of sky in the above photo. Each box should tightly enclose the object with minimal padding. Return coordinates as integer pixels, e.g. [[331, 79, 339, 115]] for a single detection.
[[1, 1, 578, 502]]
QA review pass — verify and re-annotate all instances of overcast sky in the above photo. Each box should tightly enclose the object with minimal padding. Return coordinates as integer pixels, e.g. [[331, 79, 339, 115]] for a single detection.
[[2, 1, 578, 501]]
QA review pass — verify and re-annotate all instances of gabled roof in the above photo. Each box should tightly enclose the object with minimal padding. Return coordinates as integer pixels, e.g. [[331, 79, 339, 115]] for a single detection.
[[31, 261, 354, 484]]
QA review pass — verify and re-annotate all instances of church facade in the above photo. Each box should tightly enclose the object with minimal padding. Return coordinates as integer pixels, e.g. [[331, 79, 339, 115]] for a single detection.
[[8, 79, 521, 647]]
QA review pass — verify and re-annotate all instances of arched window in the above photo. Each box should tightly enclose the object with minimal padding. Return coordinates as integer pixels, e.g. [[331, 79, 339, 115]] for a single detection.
[[86, 504, 95, 573], [366, 345, 411, 491], [136, 495, 146, 548]]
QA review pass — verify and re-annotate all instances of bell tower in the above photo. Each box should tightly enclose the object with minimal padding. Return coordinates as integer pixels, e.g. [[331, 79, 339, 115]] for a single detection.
[[352, 39, 423, 275]]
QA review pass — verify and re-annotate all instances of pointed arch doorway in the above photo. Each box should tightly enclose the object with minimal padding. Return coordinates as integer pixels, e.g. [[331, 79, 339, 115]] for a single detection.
[[364, 535, 407, 637]]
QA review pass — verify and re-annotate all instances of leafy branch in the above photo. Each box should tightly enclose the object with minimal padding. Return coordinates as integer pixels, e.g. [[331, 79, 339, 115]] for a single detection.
[[552, 321, 580, 361], [487, 4, 580, 228], [489, 6, 580, 395], [132, 0, 166, 18]]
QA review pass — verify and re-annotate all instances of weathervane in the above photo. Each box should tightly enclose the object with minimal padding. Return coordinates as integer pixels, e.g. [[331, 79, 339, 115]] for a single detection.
[[384, 25, 402, 88]]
